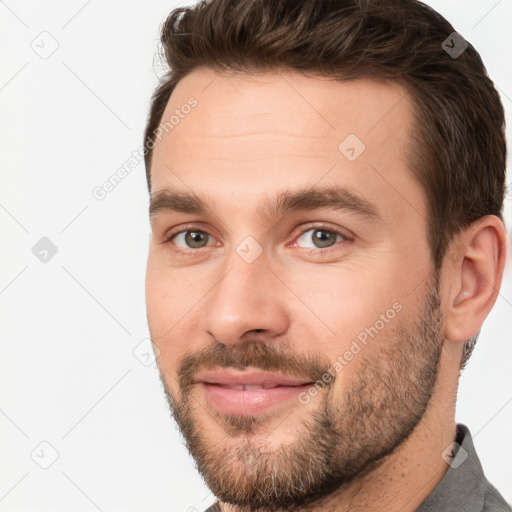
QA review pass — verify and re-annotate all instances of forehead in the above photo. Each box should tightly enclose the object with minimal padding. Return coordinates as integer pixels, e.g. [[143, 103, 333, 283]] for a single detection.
[[150, 67, 425, 224]]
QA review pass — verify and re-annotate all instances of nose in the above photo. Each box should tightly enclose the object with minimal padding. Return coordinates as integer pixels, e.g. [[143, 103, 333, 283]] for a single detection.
[[200, 249, 291, 346]]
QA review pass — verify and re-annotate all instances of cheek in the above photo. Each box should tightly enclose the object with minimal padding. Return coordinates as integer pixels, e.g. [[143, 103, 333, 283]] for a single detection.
[[146, 256, 184, 362], [146, 257, 208, 376], [145, 250, 191, 326], [288, 262, 399, 353], [145, 263, 171, 337]]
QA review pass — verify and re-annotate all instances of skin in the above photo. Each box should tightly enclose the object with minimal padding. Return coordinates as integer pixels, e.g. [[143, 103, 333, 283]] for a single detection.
[[145, 67, 507, 511]]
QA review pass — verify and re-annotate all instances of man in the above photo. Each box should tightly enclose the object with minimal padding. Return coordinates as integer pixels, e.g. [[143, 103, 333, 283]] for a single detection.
[[143, 0, 511, 510]]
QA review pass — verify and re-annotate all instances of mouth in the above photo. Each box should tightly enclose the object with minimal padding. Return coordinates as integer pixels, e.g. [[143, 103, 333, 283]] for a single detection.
[[211, 383, 301, 390], [194, 369, 315, 416]]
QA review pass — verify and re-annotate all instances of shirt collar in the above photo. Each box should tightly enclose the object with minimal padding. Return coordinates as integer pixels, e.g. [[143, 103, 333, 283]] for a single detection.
[[416, 423, 486, 512]]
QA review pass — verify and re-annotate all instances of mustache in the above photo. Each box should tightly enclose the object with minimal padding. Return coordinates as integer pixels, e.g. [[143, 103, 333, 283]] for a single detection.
[[177, 340, 336, 392]]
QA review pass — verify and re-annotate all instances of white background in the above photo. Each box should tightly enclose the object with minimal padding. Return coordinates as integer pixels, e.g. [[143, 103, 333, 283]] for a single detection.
[[1, 1, 511, 510]]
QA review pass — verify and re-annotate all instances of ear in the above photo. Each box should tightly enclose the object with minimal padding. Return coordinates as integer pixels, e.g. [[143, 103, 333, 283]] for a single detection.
[[443, 215, 509, 342]]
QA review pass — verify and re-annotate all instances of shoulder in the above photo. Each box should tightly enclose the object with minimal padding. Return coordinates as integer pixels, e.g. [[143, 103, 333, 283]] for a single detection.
[[483, 481, 512, 512]]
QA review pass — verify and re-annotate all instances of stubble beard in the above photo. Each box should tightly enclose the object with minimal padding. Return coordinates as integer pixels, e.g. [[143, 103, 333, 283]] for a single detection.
[[158, 277, 444, 511]]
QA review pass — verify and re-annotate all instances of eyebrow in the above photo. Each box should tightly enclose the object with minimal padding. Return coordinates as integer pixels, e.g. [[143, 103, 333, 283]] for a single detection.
[[149, 185, 382, 222]]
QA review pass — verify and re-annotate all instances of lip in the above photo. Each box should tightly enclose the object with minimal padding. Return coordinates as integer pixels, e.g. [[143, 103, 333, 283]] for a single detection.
[[196, 369, 313, 388], [194, 370, 314, 416]]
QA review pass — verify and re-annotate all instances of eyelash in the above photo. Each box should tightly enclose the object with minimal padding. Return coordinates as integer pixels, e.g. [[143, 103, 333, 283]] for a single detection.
[[162, 223, 351, 258]]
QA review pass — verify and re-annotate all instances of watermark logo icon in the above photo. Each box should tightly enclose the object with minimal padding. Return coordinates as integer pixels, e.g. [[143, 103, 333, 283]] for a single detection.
[[447, 243, 466, 264], [133, 338, 161, 367], [442, 32, 468, 59], [338, 134, 366, 162], [31, 31, 59, 60], [32, 237, 58, 263], [31, 441, 59, 469], [441, 442, 468, 469], [236, 236, 263, 264]]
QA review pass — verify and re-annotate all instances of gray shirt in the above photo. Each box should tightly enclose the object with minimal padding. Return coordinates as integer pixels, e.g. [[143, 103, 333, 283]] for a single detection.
[[203, 423, 511, 512], [417, 423, 511, 511]]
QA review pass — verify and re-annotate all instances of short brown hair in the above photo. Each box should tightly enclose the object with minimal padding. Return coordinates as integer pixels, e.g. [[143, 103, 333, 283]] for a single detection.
[[143, 0, 507, 370]]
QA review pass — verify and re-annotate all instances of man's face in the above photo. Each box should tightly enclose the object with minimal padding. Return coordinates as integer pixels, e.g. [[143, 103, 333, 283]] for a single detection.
[[145, 68, 445, 510]]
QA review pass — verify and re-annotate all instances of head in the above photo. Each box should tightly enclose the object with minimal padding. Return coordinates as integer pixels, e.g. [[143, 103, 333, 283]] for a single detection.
[[144, 0, 508, 510]]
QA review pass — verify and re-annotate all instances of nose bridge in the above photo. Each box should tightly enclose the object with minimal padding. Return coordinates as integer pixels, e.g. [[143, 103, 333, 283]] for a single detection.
[[200, 241, 290, 344]]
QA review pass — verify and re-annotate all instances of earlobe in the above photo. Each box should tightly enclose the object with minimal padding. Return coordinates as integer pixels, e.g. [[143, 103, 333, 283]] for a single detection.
[[443, 215, 507, 342]]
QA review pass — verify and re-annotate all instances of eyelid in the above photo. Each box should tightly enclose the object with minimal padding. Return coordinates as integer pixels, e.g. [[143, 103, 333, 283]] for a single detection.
[[162, 222, 217, 243], [289, 222, 352, 245]]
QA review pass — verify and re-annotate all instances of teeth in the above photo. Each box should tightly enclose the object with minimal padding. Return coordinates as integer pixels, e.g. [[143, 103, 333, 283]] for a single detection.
[[225, 385, 265, 390]]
